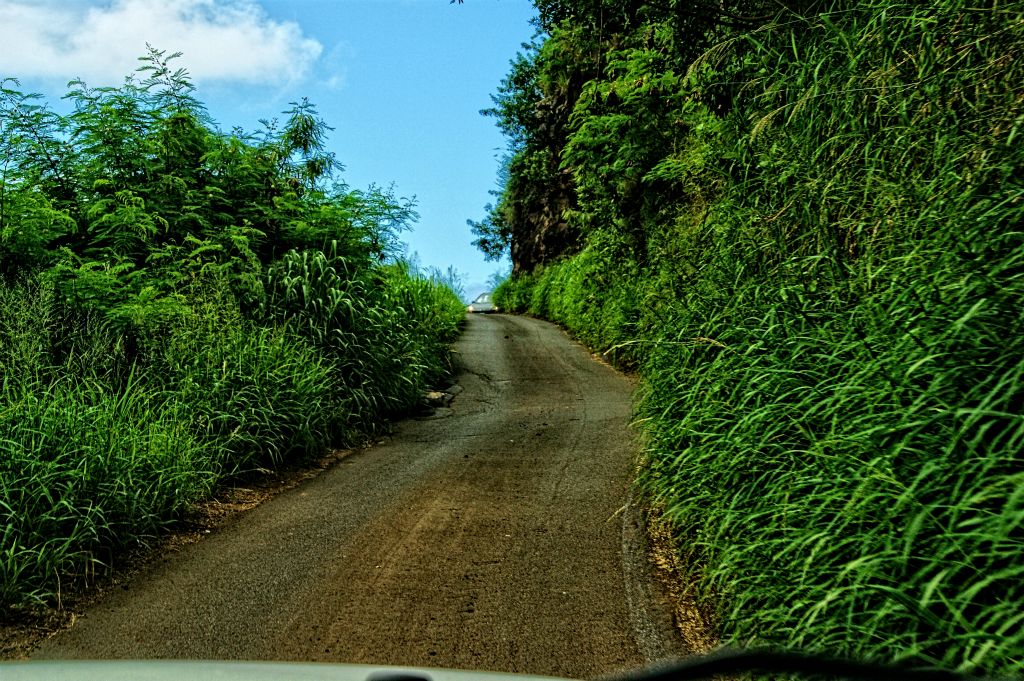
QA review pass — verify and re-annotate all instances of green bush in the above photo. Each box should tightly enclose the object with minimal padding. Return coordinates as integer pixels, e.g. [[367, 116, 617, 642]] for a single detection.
[[144, 288, 337, 472], [487, 0, 1024, 673], [0, 281, 205, 607], [493, 270, 536, 313], [266, 249, 464, 430], [0, 54, 465, 611]]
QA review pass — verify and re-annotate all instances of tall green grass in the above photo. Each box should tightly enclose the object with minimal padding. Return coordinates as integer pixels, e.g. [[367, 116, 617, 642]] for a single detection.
[[1, 265, 464, 611], [265, 248, 465, 430], [634, 255, 1024, 670], [495, 0, 1024, 673], [142, 277, 338, 472], [1, 377, 213, 607], [1, 280, 215, 608]]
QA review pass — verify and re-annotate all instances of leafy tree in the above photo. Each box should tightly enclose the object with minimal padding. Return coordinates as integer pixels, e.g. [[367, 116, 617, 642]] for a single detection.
[[1, 49, 420, 329]]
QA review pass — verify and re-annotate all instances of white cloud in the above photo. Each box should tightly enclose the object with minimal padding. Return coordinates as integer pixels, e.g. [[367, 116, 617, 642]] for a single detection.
[[0, 0, 323, 86]]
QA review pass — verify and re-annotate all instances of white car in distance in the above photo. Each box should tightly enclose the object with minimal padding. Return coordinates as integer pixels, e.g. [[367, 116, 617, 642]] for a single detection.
[[466, 292, 498, 313]]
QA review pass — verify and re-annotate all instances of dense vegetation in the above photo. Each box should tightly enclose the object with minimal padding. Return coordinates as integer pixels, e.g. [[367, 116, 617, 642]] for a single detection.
[[1, 50, 465, 610], [481, 0, 1023, 674]]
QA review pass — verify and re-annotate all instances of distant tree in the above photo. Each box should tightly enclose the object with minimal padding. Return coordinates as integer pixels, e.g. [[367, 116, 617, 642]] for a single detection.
[[467, 201, 511, 261]]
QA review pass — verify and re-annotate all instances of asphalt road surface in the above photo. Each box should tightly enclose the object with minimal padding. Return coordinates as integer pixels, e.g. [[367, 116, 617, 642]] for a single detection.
[[35, 314, 683, 678]]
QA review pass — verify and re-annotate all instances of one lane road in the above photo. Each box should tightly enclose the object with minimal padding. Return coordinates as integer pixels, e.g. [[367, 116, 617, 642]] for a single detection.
[[34, 314, 684, 678]]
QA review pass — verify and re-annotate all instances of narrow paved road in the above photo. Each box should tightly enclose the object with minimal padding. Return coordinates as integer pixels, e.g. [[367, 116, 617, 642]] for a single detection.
[[35, 315, 680, 678]]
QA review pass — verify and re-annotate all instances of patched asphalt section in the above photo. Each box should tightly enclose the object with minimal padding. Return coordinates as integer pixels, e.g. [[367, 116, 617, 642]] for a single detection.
[[33, 315, 685, 678]]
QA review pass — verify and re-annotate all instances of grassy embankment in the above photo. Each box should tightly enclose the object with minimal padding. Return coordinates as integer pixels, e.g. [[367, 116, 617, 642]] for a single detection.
[[0, 54, 464, 611], [491, 1, 1023, 674]]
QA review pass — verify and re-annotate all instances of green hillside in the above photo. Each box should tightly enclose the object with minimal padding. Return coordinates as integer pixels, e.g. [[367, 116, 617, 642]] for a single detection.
[[480, 1, 1024, 673]]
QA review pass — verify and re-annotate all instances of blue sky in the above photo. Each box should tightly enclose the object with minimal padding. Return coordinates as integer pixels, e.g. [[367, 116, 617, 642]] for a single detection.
[[0, 0, 537, 299]]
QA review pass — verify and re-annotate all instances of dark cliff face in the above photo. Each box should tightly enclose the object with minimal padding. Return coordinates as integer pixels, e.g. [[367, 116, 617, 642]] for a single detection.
[[510, 166, 579, 275], [506, 63, 586, 275]]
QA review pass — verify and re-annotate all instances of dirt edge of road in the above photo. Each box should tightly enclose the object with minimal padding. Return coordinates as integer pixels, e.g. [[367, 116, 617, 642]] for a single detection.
[[645, 507, 719, 654], [621, 493, 718, 664]]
